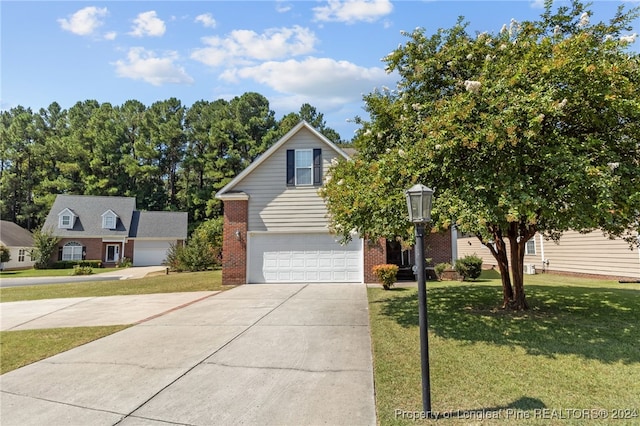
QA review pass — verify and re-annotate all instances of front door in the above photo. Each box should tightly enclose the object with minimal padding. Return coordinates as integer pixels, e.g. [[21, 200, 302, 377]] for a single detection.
[[106, 244, 120, 263]]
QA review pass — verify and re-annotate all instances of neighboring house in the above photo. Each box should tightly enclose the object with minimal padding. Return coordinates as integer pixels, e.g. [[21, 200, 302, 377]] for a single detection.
[[41, 195, 187, 267], [215, 121, 453, 284], [457, 229, 640, 280], [0, 221, 36, 270]]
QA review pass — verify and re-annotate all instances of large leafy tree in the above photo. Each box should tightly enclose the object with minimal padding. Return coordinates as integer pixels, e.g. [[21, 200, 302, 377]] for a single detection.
[[322, 0, 640, 310]]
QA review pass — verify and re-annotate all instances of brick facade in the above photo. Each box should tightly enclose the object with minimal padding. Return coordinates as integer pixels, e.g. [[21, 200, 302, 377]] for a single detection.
[[425, 230, 453, 266], [363, 238, 387, 283], [221, 198, 248, 285], [51, 238, 133, 266]]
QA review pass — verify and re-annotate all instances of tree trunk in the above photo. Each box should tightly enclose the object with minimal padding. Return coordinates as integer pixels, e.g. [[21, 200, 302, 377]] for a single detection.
[[481, 229, 514, 309], [506, 222, 536, 311]]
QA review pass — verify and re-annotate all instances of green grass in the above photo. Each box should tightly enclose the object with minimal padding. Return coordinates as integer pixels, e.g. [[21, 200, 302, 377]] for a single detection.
[[369, 272, 640, 425], [0, 267, 121, 278], [0, 326, 129, 374], [0, 270, 224, 302]]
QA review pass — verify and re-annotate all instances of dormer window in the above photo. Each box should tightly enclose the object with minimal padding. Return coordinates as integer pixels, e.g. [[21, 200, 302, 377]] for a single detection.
[[58, 208, 76, 229], [102, 210, 118, 230]]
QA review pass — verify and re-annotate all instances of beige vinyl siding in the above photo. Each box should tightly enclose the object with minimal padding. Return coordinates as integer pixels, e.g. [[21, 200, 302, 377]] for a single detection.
[[457, 230, 640, 279], [232, 127, 340, 232], [538, 230, 639, 279]]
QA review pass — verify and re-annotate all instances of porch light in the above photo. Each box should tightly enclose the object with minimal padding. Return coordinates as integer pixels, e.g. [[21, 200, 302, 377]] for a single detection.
[[405, 184, 433, 224]]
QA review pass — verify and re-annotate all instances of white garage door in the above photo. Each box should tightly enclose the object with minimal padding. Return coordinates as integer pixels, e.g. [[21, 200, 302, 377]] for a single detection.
[[133, 240, 172, 266], [248, 233, 362, 283]]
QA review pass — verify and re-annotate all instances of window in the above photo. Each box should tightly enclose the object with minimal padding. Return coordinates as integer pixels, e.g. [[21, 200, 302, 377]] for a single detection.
[[525, 239, 536, 255], [295, 150, 312, 185], [18, 249, 25, 262], [58, 208, 76, 229], [62, 242, 83, 261], [286, 148, 322, 186], [103, 215, 115, 229]]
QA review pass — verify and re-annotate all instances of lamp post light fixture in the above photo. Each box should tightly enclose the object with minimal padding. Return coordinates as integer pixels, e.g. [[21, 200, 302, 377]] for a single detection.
[[404, 184, 434, 415]]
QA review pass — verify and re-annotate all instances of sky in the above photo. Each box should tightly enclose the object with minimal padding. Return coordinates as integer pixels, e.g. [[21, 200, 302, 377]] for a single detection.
[[1, 1, 638, 139]]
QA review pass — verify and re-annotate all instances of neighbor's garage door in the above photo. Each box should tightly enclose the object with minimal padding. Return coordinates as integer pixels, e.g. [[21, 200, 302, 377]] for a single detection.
[[133, 241, 172, 266], [248, 233, 362, 283]]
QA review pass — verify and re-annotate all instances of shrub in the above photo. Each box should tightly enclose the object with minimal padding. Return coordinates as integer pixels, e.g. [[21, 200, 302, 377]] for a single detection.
[[372, 264, 399, 290], [0, 245, 11, 264], [52, 260, 103, 269], [454, 254, 483, 281], [71, 265, 93, 275], [166, 218, 223, 272], [117, 257, 132, 268], [434, 262, 452, 280], [31, 228, 60, 269]]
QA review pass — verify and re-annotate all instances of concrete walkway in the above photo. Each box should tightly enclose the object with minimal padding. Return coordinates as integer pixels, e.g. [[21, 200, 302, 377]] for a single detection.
[[0, 284, 376, 425]]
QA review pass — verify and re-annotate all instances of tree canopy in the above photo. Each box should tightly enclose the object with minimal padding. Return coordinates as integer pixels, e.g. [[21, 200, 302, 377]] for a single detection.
[[1, 94, 344, 231], [321, 0, 640, 310]]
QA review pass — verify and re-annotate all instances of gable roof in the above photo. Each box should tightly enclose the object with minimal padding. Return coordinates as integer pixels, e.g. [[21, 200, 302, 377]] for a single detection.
[[0, 221, 34, 247], [129, 211, 188, 239], [215, 121, 351, 199], [43, 195, 136, 237]]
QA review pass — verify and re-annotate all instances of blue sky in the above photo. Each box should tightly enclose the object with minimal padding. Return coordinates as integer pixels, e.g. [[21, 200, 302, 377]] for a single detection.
[[2, 1, 638, 138]]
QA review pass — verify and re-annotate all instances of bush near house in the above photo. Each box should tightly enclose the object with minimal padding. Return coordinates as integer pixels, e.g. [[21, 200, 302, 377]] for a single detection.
[[52, 260, 103, 269], [454, 254, 483, 281], [373, 264, 399, 290]]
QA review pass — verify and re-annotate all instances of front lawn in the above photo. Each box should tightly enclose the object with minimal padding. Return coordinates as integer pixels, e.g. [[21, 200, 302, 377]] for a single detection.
[[369, 272, 640, 425], [0, 267, 121, 278], [1, 326, 129, 374], [0, 270, 224, 302]]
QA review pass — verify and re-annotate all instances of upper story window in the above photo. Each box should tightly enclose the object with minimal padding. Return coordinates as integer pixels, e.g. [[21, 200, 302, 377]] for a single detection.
[[286, 148, 322, 187], [102, 210, 118, 229], [58, 208, 76, 229]]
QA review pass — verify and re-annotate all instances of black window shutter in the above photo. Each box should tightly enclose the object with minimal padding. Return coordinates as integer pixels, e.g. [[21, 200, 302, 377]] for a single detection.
[[313, 148, 322, 185], [58, 246, 63, 261], [286, 149, 295, 186]]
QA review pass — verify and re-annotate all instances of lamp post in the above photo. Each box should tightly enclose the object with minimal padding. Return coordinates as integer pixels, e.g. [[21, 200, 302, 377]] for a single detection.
[[404, 184, 434, 415]]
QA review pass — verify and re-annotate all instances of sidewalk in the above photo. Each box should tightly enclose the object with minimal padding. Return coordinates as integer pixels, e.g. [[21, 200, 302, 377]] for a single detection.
[[0, 284, 376, 425]]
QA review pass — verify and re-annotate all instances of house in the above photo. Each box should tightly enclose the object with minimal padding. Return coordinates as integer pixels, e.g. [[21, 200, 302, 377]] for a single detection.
[[457, 229, 640, 280], [215, 121, 453, 284], [0, 221, 36, 270], [41, 195, 187, 267]]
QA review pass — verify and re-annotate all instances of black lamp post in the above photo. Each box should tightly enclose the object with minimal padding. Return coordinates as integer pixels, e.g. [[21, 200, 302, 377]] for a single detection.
[[404, 184, 434, 415]]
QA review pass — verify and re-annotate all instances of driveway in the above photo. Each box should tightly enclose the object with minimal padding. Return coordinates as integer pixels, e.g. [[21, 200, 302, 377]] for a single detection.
[[0, 284, 376, 425]]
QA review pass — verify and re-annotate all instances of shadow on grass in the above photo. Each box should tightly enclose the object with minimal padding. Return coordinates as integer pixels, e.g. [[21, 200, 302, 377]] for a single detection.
[[431, 396, 546, 420], [375, 284, 640, 364]]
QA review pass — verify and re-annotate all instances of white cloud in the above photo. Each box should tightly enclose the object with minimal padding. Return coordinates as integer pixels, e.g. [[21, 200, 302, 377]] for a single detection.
[[313, 0, 393, 24], [113, 47, 193, 86], [195, 13, 216, 28], [104, 31, 117, 41], [58, 6, 108, 36], [220, 57, 394, 107], [530, 0, 546, 9], [129, 11, 166, 37], [276, 1, 293, 13], [191, 26, 317, 67]]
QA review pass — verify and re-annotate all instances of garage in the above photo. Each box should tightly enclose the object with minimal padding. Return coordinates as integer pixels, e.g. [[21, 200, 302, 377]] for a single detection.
[[248, 233, 362, 283], [133, 240, 172, 266]]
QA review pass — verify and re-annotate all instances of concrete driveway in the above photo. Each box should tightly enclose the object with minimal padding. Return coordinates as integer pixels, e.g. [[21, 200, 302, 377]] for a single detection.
[[0, 284, 376, 425]]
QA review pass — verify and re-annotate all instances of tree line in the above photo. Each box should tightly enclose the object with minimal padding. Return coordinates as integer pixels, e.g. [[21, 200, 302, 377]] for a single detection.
[[1, 93, 343, 232]]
